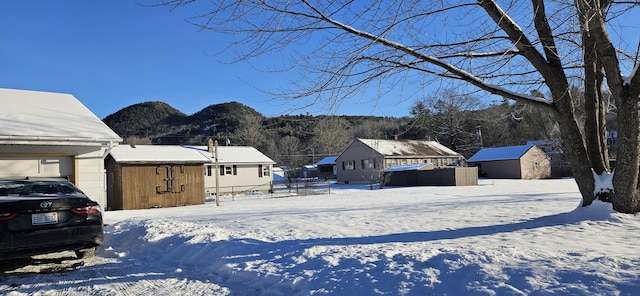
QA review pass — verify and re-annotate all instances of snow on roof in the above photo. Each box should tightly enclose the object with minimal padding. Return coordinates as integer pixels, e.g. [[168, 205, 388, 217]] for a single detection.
[[467, 143, 535, 162], [109, 145, 211, 163], [0, 88, 122, 143], [316, 156, 337, 166], [186, 146, 275, 164], [357, 138, 461, 157], [383, 163, 432, 172]]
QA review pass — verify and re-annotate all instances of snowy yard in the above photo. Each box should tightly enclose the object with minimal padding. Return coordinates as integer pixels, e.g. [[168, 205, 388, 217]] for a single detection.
[[1, 178, 639, 295]]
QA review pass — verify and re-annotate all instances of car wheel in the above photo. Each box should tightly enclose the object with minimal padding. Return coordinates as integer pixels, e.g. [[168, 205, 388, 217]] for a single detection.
[[75, 247, 97, 259]]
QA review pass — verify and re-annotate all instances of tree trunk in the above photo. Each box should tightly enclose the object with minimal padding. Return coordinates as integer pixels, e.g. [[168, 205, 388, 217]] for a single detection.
[[552, 100, 596, 206], [611, 90, 640, 213]]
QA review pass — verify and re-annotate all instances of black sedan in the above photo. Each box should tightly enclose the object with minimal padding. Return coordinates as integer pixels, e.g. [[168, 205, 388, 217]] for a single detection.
[[0, 178, 103, 260]]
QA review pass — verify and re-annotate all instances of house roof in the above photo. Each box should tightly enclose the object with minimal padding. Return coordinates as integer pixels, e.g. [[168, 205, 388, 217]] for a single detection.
[[316, 156, 337, 166], [357, 138, 461, 157], [467, 144, 535, 162], [0, 88, 122, 144], [109, 145, 211, 164], [186, 146, 275, 164]]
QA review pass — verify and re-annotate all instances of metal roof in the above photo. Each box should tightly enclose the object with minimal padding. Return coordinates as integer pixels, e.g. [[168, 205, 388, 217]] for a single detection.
[[467, 144, 535, 162]]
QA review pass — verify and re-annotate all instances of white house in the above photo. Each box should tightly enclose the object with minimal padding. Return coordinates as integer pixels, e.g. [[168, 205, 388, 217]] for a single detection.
[[186, 143, 276, 195], [0, 88, 122, 207]]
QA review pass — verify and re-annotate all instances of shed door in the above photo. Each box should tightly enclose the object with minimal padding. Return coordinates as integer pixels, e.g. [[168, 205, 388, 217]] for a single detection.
[[0, 156, 74, 179]]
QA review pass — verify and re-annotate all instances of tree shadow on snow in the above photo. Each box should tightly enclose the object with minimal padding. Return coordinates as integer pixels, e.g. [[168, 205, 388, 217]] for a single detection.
[[301, 207, 617, 246], [0, 207, 622, 295]]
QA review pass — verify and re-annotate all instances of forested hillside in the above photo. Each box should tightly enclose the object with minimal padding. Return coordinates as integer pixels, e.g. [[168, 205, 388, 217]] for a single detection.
[[102, 99, 570, 167]]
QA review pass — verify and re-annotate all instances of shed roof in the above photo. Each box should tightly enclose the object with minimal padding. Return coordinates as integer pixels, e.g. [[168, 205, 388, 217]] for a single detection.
[[467, 144, 535, 162], [186, 146, 275, 164], [0, 88, 122, 144], [316, 156, 337, 166], [109, 145, 211, 164], [383, 163, 432, 172], [357, 138, 461, 157]]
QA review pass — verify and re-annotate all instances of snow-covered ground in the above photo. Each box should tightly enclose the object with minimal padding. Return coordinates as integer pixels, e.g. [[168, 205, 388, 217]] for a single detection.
[[2, 178, 640, 295]]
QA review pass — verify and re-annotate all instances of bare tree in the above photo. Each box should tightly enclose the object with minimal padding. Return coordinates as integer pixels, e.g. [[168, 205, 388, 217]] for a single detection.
[[311, 116, 353, 156], [278, 135, 304, 167], [123, 135, 153, 145], [156, 1, 640, 213], [233, 113, 267, 149], [418, 88, 485, 152]]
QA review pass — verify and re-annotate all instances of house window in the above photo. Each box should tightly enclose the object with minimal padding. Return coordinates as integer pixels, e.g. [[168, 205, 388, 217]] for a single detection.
[[342, 160, 355, 170], [225, 166, 233, 175], [361, 159, 373, 169], [263, 165, 270, 177], [533, 161, 540, 170]]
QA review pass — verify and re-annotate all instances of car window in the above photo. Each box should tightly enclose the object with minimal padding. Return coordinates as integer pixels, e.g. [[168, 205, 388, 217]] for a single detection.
[[0, 180, 84, 197]]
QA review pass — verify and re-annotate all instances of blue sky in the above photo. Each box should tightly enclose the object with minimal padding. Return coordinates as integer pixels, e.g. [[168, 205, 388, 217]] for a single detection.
[[0, 1, 417, 119], [1, 2, 638, 120]]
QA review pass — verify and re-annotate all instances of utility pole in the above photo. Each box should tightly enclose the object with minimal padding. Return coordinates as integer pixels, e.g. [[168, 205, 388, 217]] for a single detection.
[[215, 140, 220, 206]]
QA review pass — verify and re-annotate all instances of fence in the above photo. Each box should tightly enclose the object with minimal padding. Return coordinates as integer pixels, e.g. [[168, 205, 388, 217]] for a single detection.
[[206, 179, 333, 202]]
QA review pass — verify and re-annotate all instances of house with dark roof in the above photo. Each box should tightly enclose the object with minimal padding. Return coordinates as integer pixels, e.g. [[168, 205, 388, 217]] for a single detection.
[[0, 88, 122, 208], [335, 138, 466, 184], [467, 143, 551, 179]]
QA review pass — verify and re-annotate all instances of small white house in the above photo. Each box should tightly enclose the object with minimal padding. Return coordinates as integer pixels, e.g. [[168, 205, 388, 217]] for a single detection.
[[186, 143, 276, 195], [0, 88, 122, 207]]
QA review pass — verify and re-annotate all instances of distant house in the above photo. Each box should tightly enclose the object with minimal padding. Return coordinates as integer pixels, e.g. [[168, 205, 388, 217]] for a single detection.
[[335, 138, 465, 184], [187, 142, 276, 195], [0, 88, 122, 208], [105, 145, 210, 210], [467, 143, 551, 179], [299, 165, 318, 179], [316, 156, 337, 179], [527, 140, 571, 177]]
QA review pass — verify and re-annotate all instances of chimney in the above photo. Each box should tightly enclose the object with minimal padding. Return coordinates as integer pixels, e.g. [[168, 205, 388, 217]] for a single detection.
[[207, 138, 214, 153]]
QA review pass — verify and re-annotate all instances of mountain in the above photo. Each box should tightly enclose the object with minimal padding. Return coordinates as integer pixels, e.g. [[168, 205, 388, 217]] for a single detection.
[[102, 101, 188, 140], [102, 101, 264, 145]]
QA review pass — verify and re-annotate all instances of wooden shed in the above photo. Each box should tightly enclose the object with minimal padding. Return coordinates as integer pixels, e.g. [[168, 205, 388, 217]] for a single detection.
[[105, 145, 210, 210], [467, 144, 551, 179]]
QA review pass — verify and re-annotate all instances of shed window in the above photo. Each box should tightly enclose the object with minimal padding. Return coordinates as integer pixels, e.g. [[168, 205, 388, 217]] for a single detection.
[[533, 161, 540, 170]]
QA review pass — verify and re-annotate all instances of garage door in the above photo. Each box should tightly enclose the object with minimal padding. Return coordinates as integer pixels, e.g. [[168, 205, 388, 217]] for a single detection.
[[0, 156, 74, 178]]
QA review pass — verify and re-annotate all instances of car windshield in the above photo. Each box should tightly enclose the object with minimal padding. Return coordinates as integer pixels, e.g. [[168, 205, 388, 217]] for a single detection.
[[0, 180, 84, 197]]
